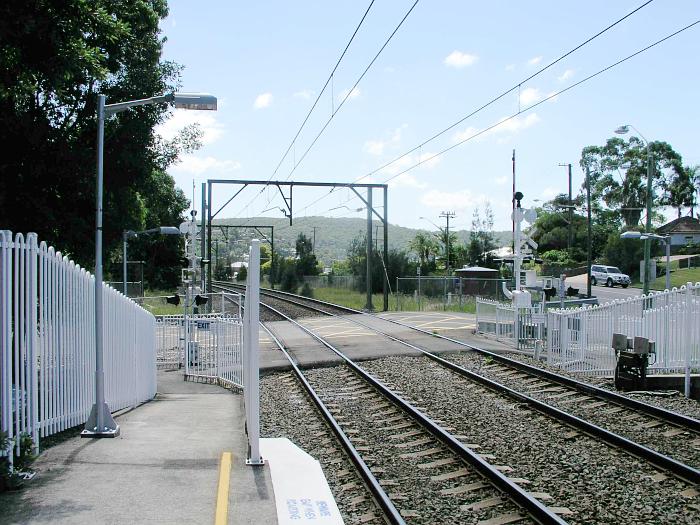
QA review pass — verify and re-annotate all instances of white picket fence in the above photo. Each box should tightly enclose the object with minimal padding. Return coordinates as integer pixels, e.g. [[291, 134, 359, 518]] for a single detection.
[[1, 231, 156, 465], [547, 282, 700, 379]]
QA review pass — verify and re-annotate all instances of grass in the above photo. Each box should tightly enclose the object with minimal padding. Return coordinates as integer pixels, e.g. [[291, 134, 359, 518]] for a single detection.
[[140, 289, 183, 316], [310, 286, 476, 313], [630, 267, 700, 291]]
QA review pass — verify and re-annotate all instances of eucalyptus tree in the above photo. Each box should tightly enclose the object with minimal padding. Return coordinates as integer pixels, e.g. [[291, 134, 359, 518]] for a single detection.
[[580, 137, 682, 227]]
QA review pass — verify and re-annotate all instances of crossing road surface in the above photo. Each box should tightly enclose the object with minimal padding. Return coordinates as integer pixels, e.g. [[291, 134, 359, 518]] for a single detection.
[[567, 273, 643, 305]]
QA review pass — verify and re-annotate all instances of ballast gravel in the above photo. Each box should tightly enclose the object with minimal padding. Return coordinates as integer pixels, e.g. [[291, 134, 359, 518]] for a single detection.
[[495, 351, 700, 420], [358, 355, 700, 525], [446, 351, 700, 469]]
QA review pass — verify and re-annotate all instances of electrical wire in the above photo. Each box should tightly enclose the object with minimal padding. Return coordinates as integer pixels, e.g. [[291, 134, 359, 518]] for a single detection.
[[289, 0, 657, 217], [380, 19, 700, 183]]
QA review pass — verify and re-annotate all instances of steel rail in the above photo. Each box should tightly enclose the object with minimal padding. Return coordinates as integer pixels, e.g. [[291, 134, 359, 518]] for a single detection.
[[216, 283, 700, 484], [216, 282, 700, 433], [216, 284, 567, 525], [260, 323, 407, 525]]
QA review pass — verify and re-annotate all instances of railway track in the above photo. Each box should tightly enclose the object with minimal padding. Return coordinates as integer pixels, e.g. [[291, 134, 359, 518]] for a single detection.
[[213, 282, 700, 523], [216, 282, 700, 471]]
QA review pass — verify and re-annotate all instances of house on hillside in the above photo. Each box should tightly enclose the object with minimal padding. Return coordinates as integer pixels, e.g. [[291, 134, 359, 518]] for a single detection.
[[656, 216, 700, 248]]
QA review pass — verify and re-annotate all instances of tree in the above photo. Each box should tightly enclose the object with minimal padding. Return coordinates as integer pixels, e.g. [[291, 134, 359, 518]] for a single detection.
[[294, 233, 319, 277], [580, 137, 683, 227], [467, 203, 497, 267], [409, 232, 438, 273], [346, 234, 415, 294], [0, 0, 197, 287], [659, 163, 695, 219]]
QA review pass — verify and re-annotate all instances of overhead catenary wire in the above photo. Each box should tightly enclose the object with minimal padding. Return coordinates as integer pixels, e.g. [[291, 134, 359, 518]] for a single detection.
[[289, 0, 656, 217], [380, 19, 700, 184], [231, 1, 376, 221], [234, 0, 419, 222]]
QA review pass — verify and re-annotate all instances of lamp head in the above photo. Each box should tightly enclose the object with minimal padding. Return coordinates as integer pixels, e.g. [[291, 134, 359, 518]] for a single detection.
[[614, 125, 630, 135], [159, 226, 181, 235], [620, 231, 642, 240], [169, 93, 217, 111]]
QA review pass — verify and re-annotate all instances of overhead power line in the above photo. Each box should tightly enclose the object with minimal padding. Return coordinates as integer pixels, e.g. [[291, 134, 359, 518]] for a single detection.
[[357, 0, 655, 184], [291, 0, 657, 217], [233, 0, 377, 220], [381, 19, 700, 183], [235, 0, 420, 223]]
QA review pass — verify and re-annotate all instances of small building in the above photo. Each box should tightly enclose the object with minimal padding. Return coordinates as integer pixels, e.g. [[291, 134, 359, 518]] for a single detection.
[[454, 265, 500, 297], [656, 217, 700, 248]]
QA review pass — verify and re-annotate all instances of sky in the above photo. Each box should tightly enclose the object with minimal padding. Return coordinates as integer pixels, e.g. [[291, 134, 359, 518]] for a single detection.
[[156, 0, 700, 233]]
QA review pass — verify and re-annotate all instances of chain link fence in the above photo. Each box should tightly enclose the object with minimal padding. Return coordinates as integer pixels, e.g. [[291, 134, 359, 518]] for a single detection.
[[395, 277, 509, 312]]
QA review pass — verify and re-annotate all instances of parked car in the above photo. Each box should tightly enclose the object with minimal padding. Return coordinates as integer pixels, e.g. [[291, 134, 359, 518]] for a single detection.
[[590, 265, 631, 288]]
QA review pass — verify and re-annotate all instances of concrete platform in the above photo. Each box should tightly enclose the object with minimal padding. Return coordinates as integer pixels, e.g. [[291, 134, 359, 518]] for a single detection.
[[259, 310, 514, 372], [0, 371, 278, 524]]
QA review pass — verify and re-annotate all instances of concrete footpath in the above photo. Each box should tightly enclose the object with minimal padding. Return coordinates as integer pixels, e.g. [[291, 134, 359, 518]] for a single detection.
[[0, 371, 277, 524]]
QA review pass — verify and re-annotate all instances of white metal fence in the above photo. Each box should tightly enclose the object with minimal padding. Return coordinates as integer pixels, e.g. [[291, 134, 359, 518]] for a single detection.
[[476, 298, 545, 352], [153, 240, 262, 465], [547, 282, 700, 379], [1, 231, 156, 465]]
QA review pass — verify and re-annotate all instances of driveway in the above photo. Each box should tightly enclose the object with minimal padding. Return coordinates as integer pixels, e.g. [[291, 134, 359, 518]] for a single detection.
[[567, 273, 643, 305]]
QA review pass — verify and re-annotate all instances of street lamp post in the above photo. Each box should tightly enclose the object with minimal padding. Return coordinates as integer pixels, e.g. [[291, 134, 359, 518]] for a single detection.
[[123, 227, 181, 296], [620, 231, 671, 291], [615, 125, 654, 295], [83, 92, 217, 438]]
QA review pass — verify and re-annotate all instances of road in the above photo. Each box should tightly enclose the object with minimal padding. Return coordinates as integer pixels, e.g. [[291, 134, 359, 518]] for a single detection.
[[567, 273, 642, 305]]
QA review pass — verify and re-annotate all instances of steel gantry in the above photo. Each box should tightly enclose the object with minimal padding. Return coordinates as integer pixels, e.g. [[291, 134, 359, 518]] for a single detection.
[[210, 224, 275, 289], [204, 179, 389, 311]]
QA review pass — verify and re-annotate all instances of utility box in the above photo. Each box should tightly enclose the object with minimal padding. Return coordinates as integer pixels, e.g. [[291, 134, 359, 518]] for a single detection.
[[512, 289, 532, 307], [612, 334, 655, 391]]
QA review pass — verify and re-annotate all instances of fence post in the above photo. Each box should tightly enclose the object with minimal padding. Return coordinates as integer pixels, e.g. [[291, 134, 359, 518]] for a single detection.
[[245, 240, 263, 465], [685, 282, 692, 398]]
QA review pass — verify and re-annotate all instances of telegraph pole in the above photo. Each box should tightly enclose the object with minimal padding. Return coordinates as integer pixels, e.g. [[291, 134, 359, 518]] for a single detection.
[[440, 211, 456, 275], [312, 226, 317, 254]]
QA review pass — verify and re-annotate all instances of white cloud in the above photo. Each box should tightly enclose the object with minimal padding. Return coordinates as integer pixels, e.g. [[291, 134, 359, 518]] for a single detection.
[[417, 151, 441, 169], [495, 176, 509, 186], [528, 56, 542, 66], [156, 111, 224, 145], [453, 126, 480, 143], [542, 187, 558, 199], [339, 87, 361, 102], [557, 69, 574, 82], [519, 87, 542, 106], [444, 50, 479, 68], [421, 189, 484, 211], [171, 155, 241, 176], [253, 92, 273, 109], [452, 113, 541, 144], [545, 91, 559, 102], [389, 173, 427, 189], [505, 63, 515, 71], [495, 113, 541, 133], [294, 89, 313, 100], [363, 140, 385, 156], [363, 125, 406, 156]]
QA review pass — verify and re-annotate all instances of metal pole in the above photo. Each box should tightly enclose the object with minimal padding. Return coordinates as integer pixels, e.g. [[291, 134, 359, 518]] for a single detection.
[[665, 239, 671, 291], [207, 182, 213, 296], [366, 188, 373, 311], [568, 163, 573, 253], [512, 149, 516, 255], [200, 184, 206, 293], [383, 187, 389, 312], [123, 231, 128, 295], [643, 143, 654, 296], [83, 93, 119, 438], [140, 261, 144, 298], [271, 227, 275, 290], [586, 165, 593, 298]]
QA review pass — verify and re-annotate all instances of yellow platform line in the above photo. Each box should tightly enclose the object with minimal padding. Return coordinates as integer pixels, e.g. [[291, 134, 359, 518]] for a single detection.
[[215, 452, 232, 525]]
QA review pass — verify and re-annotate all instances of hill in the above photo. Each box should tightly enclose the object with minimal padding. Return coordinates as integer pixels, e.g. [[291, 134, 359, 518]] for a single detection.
[[209, 216, 511, 265]]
